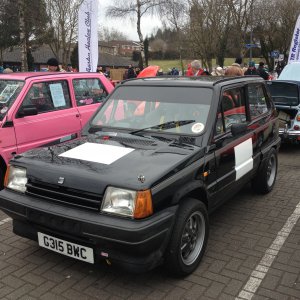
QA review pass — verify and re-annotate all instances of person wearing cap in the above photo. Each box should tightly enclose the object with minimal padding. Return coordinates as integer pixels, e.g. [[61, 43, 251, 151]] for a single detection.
[[211, 66, 224, 76], [47, 57, 60, 72], [244, 61, 259, 76], [257, 62, 269, 80]]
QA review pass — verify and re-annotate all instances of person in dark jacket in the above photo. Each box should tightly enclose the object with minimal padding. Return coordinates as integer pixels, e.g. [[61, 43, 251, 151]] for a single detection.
[[127, 64, 136, 79], [257, 62, 269, 80], [244, 61, 259, 76]]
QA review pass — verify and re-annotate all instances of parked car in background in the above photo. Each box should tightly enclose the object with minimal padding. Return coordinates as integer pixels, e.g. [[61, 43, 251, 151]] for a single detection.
[[0, 76, 280, 276], [267, 62, 300, 143], [0, 72, 114, 187]]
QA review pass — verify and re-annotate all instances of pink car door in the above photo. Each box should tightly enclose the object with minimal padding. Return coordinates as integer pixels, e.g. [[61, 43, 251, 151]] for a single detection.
[[72, 77, 113, 127], [13, 79, 82, 154]]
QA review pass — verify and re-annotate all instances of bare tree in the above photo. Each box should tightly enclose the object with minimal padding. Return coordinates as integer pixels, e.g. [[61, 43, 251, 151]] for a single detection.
[[106, 0, 162, 67], [18, 0, 28, 71], [98, 26, 128, 42], [188, 0, 231, 70], [45, 0, 83, 65], [227, 0, 255, 58], [160, 0, 189, 73], [149, 38, 168, 52]]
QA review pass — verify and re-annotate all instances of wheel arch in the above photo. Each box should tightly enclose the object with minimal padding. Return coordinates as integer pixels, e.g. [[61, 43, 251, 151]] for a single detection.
[[172, 181, 208, 210], [258, 143, 279, 170], [0, 155, 7, 188]]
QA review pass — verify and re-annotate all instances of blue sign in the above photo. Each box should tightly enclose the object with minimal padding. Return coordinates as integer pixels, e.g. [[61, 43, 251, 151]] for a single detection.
[[245, 44, 257, 49], [271, 50, 279, 58]]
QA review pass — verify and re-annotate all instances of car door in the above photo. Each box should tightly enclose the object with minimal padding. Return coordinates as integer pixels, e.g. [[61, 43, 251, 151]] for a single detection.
[[72, 78, 110, 127], [247, 82, 276, 165], [13, 79, 82, 154], [211, 85, 255, 207]]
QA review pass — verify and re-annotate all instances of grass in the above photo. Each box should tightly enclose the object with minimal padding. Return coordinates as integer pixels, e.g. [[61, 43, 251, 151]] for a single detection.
[[148, 58, 261, 72]]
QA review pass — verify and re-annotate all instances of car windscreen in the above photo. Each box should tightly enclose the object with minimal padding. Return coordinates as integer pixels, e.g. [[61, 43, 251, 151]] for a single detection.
[[91, 85, 213, 135], [0, 80, 25, 120], [267, 82, 299, 106]]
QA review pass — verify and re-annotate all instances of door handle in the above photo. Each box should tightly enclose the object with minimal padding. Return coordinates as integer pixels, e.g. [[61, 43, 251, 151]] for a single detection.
[[76, 114, 80, 118]]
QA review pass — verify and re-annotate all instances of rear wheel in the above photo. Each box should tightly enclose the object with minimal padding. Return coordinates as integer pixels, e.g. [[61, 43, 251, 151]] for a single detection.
[[165, 198, 208, 277], [252, 148, 278, 194]]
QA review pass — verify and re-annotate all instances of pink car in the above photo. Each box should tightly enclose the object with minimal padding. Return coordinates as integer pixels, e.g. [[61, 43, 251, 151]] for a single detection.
[[0, 72, 114, 186]]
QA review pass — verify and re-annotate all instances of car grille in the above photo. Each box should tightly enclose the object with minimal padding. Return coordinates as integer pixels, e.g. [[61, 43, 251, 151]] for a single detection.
[[26, 180, 101, 211]]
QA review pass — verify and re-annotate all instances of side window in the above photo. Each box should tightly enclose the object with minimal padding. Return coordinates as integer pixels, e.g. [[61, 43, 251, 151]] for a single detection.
[[20, 81, 71, 114], [73, 78, 108, 106], [215, 88, 247, 135], [248, 84, 270, 119]]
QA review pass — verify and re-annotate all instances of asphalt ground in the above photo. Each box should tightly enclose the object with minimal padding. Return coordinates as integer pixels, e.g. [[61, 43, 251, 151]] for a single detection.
[[0, 144, 299, 300]]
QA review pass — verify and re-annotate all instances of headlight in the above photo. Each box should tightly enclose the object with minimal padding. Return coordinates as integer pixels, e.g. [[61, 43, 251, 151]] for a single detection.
[[101, 187, 153, 219], [5, 165, 28, 193]]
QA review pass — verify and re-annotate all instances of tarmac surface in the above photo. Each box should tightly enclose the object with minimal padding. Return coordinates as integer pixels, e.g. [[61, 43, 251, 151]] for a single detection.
[[0, 143, 299, 300]]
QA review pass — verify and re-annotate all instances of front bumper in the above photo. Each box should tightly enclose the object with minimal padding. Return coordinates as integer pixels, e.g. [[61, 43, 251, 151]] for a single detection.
[[0, 189, 177, 272]]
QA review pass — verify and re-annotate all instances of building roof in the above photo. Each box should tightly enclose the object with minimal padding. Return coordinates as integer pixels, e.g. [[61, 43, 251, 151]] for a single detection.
[[2, 44, 137, 68], [98, 52, 136, 67]]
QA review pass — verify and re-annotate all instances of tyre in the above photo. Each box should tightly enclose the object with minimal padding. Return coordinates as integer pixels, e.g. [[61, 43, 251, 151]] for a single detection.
[[165, 198, 209, 277], [252, 147, 278, 194], [0, 167, 4, 190]]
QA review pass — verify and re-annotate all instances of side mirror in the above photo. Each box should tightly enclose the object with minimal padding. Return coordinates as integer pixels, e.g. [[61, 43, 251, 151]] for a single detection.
[[17, 105, 38, 118], [231, 123, 247, 136]]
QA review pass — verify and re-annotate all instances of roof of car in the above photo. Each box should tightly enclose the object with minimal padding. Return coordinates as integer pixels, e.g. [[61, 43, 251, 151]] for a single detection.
[[121, 75, 264, 87], [278, 62, 300, 81], [0, 72, 106, 80]]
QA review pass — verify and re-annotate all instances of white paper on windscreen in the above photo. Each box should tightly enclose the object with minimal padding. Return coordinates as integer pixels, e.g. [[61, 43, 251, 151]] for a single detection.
[[59, 143, 135, 165], [49, 83, 66, 107], [0, 84, 19, 103]]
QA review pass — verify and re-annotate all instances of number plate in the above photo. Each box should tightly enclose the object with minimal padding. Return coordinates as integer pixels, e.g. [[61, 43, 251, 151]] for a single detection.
[[38, 232, 94, 263]]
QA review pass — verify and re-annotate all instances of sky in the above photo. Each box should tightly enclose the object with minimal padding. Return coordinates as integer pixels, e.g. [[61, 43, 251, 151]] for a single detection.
[[98, 0, 162, 40]]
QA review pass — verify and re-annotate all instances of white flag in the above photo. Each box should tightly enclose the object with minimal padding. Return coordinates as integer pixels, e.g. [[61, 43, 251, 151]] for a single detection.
[[288, 14, 300, 63], [78, 0, 98, 72]]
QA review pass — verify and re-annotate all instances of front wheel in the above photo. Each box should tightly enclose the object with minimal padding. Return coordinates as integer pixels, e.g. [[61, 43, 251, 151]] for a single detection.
[[0, 167, 4, 190], [252, 147, 278, 194], [165, 198, 209, 277]]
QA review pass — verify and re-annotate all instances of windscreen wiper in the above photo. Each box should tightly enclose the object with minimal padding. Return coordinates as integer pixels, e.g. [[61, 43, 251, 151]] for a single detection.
[[130, 119, 195, 135]]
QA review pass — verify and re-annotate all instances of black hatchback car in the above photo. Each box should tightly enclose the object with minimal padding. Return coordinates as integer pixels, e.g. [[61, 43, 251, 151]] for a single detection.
[[0, 76, 280, 276]]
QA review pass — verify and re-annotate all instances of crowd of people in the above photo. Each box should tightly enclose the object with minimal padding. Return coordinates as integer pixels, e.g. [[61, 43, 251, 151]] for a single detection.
[[0, 56, 284, 81], [181, 58, 278, 80]]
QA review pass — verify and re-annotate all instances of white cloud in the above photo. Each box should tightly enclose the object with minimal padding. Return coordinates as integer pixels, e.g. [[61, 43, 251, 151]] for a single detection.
[[98, 0, 162, 40]]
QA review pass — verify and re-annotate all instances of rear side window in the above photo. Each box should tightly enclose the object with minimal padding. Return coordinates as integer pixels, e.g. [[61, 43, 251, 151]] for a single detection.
[[20, 81, 71, 114], [248, 84, 270, 119], [216, 87, 246, 134], [73, 78, 108, 106]]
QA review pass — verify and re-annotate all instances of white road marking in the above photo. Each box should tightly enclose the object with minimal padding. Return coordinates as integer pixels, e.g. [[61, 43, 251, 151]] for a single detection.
[[236, 201, 300, 300], [0, 217, 12, 225]]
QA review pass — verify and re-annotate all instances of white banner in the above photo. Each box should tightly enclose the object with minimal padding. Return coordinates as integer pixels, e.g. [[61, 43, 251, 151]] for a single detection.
[[78, 0, 98, 72], [288, 14, 300, 63]]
